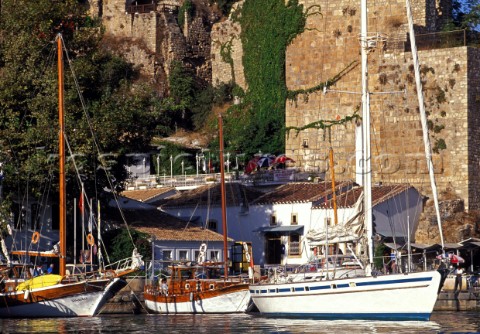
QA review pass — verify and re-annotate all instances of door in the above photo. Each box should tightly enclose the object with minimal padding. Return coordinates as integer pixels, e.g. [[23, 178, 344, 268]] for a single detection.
[[265, 237, 282, 264]]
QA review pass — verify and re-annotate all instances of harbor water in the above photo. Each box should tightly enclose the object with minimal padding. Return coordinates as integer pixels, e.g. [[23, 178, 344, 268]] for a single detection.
[[0, 312, 478, 333]]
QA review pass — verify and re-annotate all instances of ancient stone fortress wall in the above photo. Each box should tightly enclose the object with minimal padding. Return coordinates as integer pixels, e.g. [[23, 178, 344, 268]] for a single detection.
[[284, 0, 477, 209], [101, 0, 211, 92]]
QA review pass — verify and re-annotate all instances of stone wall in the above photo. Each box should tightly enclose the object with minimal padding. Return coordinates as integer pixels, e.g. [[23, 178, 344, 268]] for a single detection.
[[211, 2, 246, 89], [467, 47, 480, 210], [101, 0, 213, 95], [281, 0, 479, 210]]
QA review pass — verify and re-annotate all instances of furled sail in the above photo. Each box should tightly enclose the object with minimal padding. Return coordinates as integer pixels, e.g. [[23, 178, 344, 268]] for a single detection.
[[306, 193, 365, 244]]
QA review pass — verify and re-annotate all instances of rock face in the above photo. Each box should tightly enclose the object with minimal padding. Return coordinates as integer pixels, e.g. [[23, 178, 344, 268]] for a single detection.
[[416, 190, 480, 243], [101, 0, 219, 95]]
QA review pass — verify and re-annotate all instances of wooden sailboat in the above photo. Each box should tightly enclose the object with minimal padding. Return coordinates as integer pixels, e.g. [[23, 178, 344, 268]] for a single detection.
[[249, 0, 447, 320], [0, 34, 142, 318], [143, 115, 251, 314]]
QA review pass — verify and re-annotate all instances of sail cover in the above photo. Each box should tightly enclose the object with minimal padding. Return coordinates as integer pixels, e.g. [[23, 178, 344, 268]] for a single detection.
[[306, 193, 365, 245]]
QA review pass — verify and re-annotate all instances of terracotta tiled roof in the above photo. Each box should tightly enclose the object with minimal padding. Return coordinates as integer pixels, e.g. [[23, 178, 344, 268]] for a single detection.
[[121, 187, 176, 202], [106, 208, 227, 242], [314, 183, 413, 209], [252, 181, 355, 205], [161, 183, 265, 208]]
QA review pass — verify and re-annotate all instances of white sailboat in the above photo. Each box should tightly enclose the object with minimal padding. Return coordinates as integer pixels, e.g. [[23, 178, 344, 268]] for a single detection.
[[249, 0, 447, 320], [143, 115, 251, 314], [0, 34, 143, 317]]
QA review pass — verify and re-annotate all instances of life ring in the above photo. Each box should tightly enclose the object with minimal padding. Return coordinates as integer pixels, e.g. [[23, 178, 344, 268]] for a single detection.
[[87, 233, 95, 246], [31, 232, 40, 244], [185, 283, 190, 290]]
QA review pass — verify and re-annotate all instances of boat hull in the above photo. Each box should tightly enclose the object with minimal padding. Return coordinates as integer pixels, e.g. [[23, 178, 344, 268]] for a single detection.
[[144, 284, 250, 314], [250, 271, 441, 320], [0, 277, 125, 317]]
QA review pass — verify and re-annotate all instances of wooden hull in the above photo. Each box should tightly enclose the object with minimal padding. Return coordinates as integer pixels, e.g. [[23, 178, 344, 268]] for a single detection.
[[144, 283, 250, 313], [0, 277, 125, 317]]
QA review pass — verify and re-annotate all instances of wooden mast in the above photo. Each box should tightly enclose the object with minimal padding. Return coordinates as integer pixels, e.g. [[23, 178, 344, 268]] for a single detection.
[[57, 34, 66, 276], [218, 115, 228, 278]]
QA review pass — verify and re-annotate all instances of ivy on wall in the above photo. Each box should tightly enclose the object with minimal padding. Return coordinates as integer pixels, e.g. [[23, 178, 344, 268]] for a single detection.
[[221, 0, 311, 156]]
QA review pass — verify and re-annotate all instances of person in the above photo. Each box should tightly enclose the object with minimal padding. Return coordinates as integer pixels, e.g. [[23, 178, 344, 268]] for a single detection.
[[454, 265, 464, 293], [47, 264, 54, 274], [33, 265, 43, 277], [161, 278, 168, 296]]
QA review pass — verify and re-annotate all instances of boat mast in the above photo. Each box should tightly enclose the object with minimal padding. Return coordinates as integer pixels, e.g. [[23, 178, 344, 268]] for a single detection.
[[218, 115, 229, 278], [405, 0, 445, 250], [57, 34, 66, 276], [360, 0, 374, 270]]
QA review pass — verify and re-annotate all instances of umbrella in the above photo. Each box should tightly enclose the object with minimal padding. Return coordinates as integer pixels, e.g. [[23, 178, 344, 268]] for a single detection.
[[245, 157, 260, 174], [257, 155, 275, 168], [273, 154, 295, 165]]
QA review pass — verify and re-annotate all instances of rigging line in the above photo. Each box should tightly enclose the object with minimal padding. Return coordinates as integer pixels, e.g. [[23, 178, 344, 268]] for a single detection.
[[60, 36, 135, 244]]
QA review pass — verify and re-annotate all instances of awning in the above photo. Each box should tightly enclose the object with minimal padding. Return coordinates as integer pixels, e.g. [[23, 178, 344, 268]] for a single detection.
[[254, 225, 304, 235]]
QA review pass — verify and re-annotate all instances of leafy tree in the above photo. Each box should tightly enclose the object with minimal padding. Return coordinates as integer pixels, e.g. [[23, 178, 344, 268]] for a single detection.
[[445, 0, 480, 31], [107, 228, 151, 263], [0, 1, 159, 232]]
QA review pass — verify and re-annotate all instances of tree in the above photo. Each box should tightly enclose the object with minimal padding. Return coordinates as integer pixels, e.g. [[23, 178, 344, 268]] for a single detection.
[[445, 1, 480, 31], [0, 1, 159, 232], [107, 228, 151, 263]]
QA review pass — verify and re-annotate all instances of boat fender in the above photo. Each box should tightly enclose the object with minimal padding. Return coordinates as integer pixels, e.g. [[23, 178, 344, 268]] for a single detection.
[[87, 233, 95, 246], [24, 290, 30, 300], [189, 292, 194, 301], [31, 232, 40, 244]]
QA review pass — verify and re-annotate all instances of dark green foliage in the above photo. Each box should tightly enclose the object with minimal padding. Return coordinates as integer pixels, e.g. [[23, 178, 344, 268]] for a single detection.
[[0, 0, 159, 230], [224, 0, 306, 157], [444, 1, 480, 31], [178, 0, 194, 28], [107, 228, 151, 263]]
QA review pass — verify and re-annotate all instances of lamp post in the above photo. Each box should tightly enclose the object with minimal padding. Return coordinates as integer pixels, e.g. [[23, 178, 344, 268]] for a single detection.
[[181, 160, 184, 175], [196, 153, 199, 176], [226, 152, 230, 174], [170, 155, 173, 185], [156, 155, 160, 179]]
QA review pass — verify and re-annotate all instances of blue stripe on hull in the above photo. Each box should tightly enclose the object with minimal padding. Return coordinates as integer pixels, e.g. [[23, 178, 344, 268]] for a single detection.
[[258, 312, 431, 321]]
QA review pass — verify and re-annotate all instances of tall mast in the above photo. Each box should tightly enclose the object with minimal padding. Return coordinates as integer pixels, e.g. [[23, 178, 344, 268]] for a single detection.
[[405, 0, 444, 249], [360, 0, 374, 270], [218, 115, 229, 278], [57, 34, 66, 276]]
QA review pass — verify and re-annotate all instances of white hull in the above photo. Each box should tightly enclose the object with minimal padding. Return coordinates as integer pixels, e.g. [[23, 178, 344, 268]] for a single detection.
[[250, 271, 441, 320], [0, 278, 124, 317], [145, 289, 250, 314]]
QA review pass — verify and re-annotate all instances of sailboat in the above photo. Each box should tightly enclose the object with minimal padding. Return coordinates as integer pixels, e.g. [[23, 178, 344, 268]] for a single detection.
[[249, 0, 447, 321], [0, 34, 143, 318], [143, 115, 251, 313]]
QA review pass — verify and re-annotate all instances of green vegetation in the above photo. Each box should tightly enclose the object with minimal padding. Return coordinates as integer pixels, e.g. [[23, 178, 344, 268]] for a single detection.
[[221, 0, 307, 157], [107, 228, 151, 263], [0, 1, 161, 232]]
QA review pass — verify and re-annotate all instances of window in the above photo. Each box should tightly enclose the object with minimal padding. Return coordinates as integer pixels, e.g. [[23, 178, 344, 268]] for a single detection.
[[291, 214, 298, 225], [178, 250, 189, 261], [270, 215, 277, 226], [163, 250, 173, 261], [207, 220, 217, 232], [289, 234, 301, 256], [194, 250, 201, 262], [302, 139, 309, 148], [210, 250, 220, 261]]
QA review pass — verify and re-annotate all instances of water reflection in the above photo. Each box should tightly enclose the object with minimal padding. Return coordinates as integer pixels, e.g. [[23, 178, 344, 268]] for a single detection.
[[0, 312, 478, 333]]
